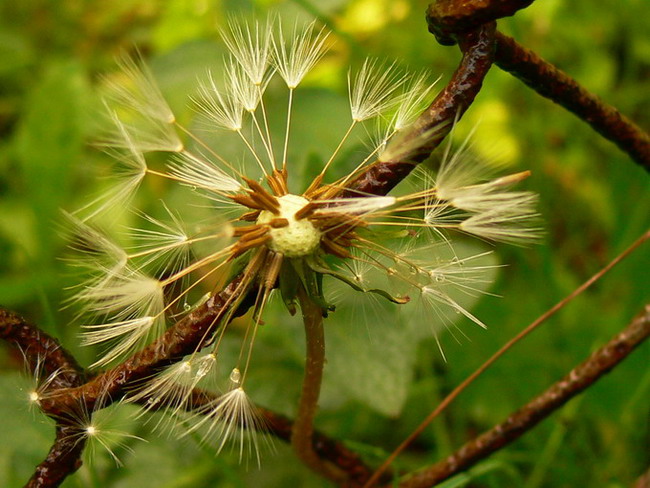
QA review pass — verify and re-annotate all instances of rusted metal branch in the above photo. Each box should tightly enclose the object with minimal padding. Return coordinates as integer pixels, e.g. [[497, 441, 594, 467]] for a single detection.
[[345, 22, 496, 198], [494, 32, 650, 171], [425, 0, 650, 168], [397, 305, 650, 487], [427, 0, 535, 45], [1, 310, 88, 488], [0, 309, 84, 389], [2, 275, 379, 487], [26, 425, 87, 488]]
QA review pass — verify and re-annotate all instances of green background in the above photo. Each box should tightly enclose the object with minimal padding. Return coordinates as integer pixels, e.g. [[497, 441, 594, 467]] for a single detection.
[[0, 0, 648, 487]]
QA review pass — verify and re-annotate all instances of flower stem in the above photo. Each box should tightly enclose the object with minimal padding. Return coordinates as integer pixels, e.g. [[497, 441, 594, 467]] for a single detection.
[[293, 285, 345, 482]]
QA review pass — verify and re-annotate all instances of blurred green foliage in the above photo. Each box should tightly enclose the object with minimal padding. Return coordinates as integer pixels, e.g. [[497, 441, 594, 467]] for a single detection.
[[0, 0, 648, 487]]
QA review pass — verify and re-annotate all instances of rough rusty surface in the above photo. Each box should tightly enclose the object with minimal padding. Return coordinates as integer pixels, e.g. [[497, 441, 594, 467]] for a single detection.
[[427, 0, 535, 45], [39, 272, 250, 416], [0, 309, 84, 389], [494, 31, 650, 171], [398, 305, 650, 488], [1, 310, 87, 487], [26, 425, 86, 488], [2, 273, 252, 488], [345, 22, 496, 198]]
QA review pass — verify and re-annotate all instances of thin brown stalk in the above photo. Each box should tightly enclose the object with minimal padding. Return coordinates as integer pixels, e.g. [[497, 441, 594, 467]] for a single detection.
[[398, 305, 650, 487], [292, 286, 347, 482], [494, 32, 650, 170], [364, 230, 649, 487]]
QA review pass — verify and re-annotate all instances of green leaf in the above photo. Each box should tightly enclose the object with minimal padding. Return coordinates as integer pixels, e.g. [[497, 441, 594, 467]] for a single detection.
[[322, 287, 417, 417], [14, 60, 89, 261]]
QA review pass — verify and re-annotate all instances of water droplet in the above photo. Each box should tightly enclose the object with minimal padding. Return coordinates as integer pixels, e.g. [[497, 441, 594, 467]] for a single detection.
[[229, 368, 242, 385], [147, 397, 161, 406], [183, 302, 191, 312], [196, 354, 216, 378], [434, 273, 445, 283]]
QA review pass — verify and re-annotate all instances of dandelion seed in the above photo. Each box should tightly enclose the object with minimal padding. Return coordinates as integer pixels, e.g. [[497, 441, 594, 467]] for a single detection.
[[393, 71, 438, 131], [168, 151, 242, 195], [78, 269, 164, 321], [226, 60, 266, 113], [221, 17, 274, 86], [127, 352, 217, 427], [194, 70, 245, 131], [349, 59, 406, 122], [60, 396, 145, 467], [101, 56, 183, 152], [183, 368, 267, 465], [81, 316, 163, 368], [108, 53, 176, 124], [18, 351, 63, 411], [128, 207, 193, 276], [63, 212, 128, 268], [77, 112, 148, 220], [427, 138, 542, 243], [272, 20, 330, 89], [313, 196, 397, 217]]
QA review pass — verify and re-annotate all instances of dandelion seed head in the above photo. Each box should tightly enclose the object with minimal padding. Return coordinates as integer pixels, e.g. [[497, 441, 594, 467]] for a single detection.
[[66, 15, 542, 462]]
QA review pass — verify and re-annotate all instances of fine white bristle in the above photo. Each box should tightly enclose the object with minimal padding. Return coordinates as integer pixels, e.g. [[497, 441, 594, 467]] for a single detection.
[[392, 71, 438, 131], [314, 196, 396, 217], [128, 353, 217, 423], [194, 70, 244, 131], [183, 382, 266, 465], [272, 20, 330, 89], [168, 151, 242, 194], [349, 59, 406, 122], [102, 55, 183, 153], [221, 18, 273, 86]]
